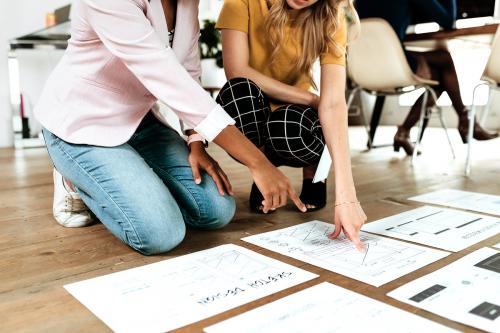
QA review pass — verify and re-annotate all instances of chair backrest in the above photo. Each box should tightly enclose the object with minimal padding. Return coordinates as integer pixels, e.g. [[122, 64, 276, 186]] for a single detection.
[[483, 26, 500, 84], [347, 18, 417, 92]]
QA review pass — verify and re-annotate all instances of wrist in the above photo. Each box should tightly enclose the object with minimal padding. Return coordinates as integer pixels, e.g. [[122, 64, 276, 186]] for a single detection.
[[187, 133, 207, 148], [335, 185, 357, 201], [188, 141, 205, 152]]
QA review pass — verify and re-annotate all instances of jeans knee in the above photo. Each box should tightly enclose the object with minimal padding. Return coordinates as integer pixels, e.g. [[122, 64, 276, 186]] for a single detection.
[[189, 193, 236, 230], [132, 221, 186, 256]]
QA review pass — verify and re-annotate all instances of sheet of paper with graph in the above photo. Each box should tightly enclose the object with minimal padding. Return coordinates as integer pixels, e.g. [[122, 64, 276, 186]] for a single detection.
[[204, 282, 459, 333], [363, 206, 500, 252], [409, 189, 500, 216], [242, 221, 449, 287], [388, 247, 500, 333], [64, 244, 317, 333]]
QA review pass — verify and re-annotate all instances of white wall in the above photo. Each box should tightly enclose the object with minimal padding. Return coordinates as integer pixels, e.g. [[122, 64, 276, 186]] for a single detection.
[[0, 0, 71, 147]]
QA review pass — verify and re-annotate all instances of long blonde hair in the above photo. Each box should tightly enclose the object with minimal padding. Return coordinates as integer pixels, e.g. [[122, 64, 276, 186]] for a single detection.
[[265, 0, 359, 85]]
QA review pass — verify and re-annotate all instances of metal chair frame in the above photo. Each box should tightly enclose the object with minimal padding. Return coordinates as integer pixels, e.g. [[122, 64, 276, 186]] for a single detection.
[[346, 84, 456, 165]]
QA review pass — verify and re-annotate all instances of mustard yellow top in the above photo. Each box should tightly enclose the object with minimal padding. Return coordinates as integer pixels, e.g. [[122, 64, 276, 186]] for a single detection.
[[216, 0, 347, 99]]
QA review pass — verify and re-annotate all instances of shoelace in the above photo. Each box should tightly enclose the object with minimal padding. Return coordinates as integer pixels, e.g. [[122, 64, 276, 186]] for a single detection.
[[64, 195, 87, 213]]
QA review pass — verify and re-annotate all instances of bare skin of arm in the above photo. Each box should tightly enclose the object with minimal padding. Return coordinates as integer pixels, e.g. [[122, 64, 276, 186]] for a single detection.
[[211, 126, 306, 213], [318, 64, 367, 251], [220, 29, 320, 109]]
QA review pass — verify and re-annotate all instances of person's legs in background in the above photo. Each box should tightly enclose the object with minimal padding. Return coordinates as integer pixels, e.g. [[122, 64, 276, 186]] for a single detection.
[[395, 50, 498, 155]]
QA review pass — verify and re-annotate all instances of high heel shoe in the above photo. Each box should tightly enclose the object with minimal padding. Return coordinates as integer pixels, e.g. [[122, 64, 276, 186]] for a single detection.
[[299, 179, 327, 212], [393, 126, 415, 156], [249, 183, 276, 214], [458, 112, 499, 143]]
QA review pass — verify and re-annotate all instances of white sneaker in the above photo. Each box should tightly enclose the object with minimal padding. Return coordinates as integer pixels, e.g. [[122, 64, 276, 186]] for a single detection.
[[52, 169, 94, 227]]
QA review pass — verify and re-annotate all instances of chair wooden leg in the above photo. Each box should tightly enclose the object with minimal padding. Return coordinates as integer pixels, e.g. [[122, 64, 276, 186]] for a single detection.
[[412, 88, 429, 166]]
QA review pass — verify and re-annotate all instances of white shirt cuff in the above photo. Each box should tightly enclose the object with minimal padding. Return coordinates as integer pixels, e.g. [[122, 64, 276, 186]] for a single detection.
[[194, 105, 235, 142]]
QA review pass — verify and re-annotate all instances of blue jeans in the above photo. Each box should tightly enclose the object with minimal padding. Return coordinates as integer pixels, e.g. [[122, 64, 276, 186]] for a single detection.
[[42, 116, 236, 255]]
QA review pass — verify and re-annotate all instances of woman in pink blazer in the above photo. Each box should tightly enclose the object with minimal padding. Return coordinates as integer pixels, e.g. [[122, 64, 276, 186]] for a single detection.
[[35, 0, 305, 255]]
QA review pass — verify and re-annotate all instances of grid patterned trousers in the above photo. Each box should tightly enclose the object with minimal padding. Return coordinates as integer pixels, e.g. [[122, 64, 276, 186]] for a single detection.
[[216, 78, 324, 167]]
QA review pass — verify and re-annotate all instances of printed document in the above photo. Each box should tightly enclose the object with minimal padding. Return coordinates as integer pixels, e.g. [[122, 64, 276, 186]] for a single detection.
[[389, 247, 500, 333], [243, 221, 449, 287], [65, 244, 317, 333], [410, 189, 500, 216], [363, 206, 500, 252], [205, 282, 458, 333]]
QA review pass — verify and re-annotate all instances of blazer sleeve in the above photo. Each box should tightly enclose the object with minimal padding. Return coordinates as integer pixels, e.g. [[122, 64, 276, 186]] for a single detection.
[[80, 0, 234, 141], [182, 6, 202, 83]]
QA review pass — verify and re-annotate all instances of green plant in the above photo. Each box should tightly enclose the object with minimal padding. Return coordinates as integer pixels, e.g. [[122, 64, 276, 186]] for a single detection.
[[200, 20, 223, 68]]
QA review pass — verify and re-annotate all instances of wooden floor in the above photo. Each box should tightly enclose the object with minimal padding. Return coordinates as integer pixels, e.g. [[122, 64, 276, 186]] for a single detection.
[[1, 127, 499, 333]]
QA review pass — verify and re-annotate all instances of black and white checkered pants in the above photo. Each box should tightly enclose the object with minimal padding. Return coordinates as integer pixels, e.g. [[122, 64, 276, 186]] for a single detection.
[[216, 78, 324, 167]]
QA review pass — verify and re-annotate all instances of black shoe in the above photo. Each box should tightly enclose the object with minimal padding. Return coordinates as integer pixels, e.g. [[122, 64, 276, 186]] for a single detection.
[[299, 179, 327, 212], [249, 183, 276, 214], [458, 112, 499, 143]]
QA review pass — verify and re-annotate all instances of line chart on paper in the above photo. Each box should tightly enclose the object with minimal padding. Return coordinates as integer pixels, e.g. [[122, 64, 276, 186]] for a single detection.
[[243, 221, 449, 286]]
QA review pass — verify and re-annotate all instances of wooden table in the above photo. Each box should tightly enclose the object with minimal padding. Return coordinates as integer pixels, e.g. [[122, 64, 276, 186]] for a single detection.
[[405, 23, 499, 42]]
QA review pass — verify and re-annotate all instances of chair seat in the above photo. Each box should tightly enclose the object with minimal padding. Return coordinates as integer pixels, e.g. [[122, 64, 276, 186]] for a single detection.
[[481, 74, 500, 87]]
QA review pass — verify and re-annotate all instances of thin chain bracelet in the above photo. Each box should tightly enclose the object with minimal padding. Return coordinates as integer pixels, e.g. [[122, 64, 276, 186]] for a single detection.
[[334, 201, 360, 207]]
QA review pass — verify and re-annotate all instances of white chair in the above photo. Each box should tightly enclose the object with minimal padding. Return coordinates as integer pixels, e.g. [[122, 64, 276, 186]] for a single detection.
[[465, 27, 500, 175], [347, 18, 455, 164]]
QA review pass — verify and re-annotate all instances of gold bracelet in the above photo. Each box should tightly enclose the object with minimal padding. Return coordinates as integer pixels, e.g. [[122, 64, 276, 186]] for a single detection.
[[334, 201, 360, 207]]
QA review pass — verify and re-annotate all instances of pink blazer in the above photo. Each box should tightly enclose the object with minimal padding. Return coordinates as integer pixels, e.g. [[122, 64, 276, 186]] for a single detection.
[[34, 0, 234, 147]]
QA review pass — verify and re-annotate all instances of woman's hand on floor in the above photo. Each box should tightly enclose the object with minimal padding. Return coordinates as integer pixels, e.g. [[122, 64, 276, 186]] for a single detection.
[[250, 162, 307, 214], [188, 142, 234, 196], [329, 201, 367, 252]]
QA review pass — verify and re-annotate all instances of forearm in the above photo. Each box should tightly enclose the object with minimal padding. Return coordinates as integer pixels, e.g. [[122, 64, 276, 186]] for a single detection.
[[319, 104, 357, 200], [212, 125, 268, 169], [227, 66, 315, 106]]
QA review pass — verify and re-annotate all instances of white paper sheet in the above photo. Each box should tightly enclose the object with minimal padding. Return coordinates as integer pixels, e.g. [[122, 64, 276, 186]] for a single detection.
[[64, 244, 317, 333], [242, 221, 449, 287], [389, 247, 500, 333], [362, 206, 500, 252], [204, 282, 458, 333], [410, 189, 500, 216], [313, 146, 332, 183]]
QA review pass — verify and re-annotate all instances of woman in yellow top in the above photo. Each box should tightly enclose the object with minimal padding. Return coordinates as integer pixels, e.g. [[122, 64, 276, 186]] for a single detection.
[[216, 0, 366, 248]]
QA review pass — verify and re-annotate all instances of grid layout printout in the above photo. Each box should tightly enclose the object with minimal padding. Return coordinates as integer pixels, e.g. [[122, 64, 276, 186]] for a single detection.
[[204, 282, 459, 333], [242, 221, 449, 287], [64, 244, 317, 333], [389, 247, 500, 333], [409, 189, 500, 216], [362, 206, 500, 252]]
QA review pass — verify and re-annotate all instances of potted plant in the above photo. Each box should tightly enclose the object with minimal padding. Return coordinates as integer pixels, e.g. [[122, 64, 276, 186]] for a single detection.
[[199, 20, 225, 87]]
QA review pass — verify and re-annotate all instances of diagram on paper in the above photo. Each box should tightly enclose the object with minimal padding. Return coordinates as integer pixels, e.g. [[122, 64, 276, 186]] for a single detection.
[[64, 244, 317, 333], [199, 250, 274, 278], [363, 206, 500, 252], [243, 221, 449, 287], [205, 282, 459, 333], [410, 189, 500, 216], [389, 247, 500, 333]]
